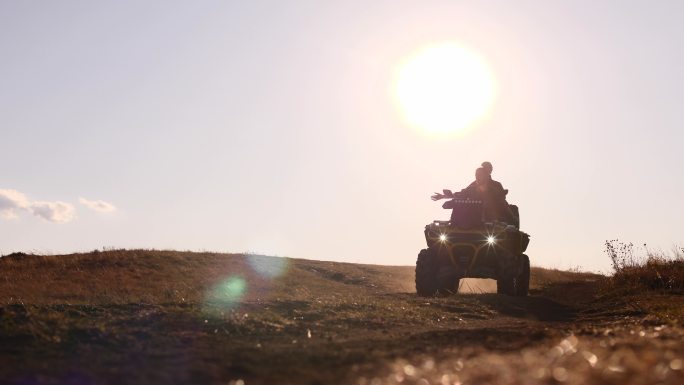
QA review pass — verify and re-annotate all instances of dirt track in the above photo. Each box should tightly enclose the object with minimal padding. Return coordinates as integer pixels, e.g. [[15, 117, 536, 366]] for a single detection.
[[0, 251, 682, 385]]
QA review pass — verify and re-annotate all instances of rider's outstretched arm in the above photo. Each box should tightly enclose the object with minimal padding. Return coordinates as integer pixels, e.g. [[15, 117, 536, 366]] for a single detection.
[[431, 189, 455, 201], [431, 192, 445, 201]]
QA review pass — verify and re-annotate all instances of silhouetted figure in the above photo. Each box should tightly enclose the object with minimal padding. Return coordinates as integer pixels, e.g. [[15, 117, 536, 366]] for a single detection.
[[432, 161, 516, 225]]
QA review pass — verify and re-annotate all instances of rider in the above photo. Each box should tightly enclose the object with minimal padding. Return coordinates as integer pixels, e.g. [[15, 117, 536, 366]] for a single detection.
[[433, 162, 515, 224]]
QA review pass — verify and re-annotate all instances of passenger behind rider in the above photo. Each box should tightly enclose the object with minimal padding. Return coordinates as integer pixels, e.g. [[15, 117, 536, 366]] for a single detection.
[[463, 162, 515, 224], [461, 165, 500, 197]]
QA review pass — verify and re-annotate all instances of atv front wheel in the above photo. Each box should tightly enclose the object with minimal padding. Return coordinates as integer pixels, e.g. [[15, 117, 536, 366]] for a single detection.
[[416, 248, 439, 296], [497, 254, 530, 296], [514, 254, 530, 297]]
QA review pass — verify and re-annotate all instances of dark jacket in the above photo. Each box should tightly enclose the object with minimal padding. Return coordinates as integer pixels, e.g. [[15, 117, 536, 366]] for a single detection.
[[460, 179, 507, 202], [459, 179, 513, 223]]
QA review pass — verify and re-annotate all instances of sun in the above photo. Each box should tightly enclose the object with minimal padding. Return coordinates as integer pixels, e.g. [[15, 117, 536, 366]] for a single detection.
[[393, 42, 497, 135]]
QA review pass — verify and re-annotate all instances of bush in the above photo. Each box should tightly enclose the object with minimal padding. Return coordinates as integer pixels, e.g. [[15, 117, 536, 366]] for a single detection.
[[604, 240, 684, 292]]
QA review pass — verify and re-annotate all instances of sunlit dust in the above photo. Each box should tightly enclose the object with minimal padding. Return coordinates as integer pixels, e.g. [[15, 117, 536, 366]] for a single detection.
[[393, 42, 496, 135]]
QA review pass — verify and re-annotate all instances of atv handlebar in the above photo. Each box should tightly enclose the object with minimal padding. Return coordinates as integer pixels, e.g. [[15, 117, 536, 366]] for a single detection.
[[431, 188, 509, 201]]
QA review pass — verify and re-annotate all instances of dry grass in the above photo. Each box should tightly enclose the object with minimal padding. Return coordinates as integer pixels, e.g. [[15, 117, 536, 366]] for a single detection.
[[0, 249, 594, 304], [604, 240, 684, 293], [0, 249, 415, 306]]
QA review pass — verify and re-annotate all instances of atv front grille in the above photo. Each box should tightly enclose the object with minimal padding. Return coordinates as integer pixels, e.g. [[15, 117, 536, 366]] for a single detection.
[[451, 245, 475, 264]]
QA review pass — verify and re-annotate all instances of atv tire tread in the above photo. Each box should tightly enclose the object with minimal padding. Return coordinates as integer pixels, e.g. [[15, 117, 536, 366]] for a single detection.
[[496, 276, 515, 295], [514, 254, 530, 297], [415, 249, 439, 296]]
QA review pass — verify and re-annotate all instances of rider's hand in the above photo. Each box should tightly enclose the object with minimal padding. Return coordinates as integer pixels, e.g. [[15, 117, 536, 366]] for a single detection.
[[431, 193, 444, 201]]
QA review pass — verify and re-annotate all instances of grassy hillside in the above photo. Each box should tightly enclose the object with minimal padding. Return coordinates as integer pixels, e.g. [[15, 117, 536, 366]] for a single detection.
[[0, 249, 593, 305], [2, 250, 681, 385]]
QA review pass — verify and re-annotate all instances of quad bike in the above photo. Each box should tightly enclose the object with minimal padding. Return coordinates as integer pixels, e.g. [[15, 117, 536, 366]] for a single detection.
[[416, 190, 531, 296]]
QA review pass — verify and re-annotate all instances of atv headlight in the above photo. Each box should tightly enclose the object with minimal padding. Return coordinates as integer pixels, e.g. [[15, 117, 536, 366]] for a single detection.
[[439, 234, 447, 242], [486, 235, 496, 245]]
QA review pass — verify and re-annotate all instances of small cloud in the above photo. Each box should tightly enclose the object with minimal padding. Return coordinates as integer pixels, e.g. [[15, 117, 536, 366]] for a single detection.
[[79, 197, 116, 213], [1, 188, 76, 223], [29, 201, 76, 223], [0, 189, 30, 219]]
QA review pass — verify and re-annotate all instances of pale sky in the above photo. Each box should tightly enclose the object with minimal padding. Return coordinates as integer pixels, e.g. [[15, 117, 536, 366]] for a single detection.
[[2, 1, 683, 272]]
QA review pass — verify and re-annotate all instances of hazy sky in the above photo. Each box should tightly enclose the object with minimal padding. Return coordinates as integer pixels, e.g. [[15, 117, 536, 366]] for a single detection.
[[2, 1, 683, 272]]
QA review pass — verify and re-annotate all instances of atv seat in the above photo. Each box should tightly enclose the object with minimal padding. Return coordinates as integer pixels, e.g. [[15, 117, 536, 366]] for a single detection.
[[509, 204, 520, 228]]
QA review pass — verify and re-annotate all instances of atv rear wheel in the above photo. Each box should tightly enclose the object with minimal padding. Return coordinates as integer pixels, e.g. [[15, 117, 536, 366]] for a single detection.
[[514, 254, 530, 297], [496, 276, 515, 295], [416, 248, 439, 296]]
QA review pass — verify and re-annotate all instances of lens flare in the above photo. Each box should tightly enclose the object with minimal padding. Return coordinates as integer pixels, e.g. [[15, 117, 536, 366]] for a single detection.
[[247, 254, 289, 278], [208, 276, 247, 307], [487, 236, 496, 245]]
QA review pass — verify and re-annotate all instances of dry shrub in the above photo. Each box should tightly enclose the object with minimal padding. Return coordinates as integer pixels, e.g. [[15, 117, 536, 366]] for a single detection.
[[604, 240, 684, 292]]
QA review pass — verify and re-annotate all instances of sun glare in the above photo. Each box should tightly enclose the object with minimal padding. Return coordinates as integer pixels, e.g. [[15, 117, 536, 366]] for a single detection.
[[393, 42, 496, 135]]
